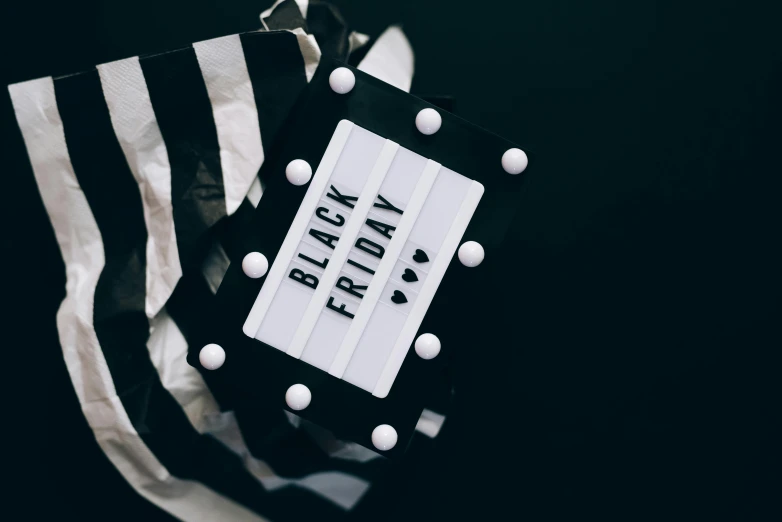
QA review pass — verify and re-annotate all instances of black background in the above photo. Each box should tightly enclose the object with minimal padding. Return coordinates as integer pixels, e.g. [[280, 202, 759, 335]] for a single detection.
[[3, 1, 780, 520]]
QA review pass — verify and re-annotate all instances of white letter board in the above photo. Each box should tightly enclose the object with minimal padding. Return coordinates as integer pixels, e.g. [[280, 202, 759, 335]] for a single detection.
[[243, 120, 483, 397]]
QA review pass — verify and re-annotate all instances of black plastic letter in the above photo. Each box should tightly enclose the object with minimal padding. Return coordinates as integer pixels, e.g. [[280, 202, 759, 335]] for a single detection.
[[326, 185, 358, 209], [373, 194, 403, 214], [365, 218, 395, 239], [336, 276, 368, 299], [327, 296, 355, 319], [289, 268, 318, 289], [316, 206, 345, 227], [309, 228, 340, 249], [298, 252, 329, 269]]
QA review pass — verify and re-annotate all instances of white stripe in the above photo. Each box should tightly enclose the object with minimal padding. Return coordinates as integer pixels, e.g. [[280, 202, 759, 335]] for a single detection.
[[291, 27, 322, 83], [201, 242, 232, 295], [8, 77, 263, 522], [373, 181, 485, 398], [348, 31, 371, 54], [329, 160, 441, 377], [193, 35, 264, 216], [295, 0, 309, 18], [247, 176, 264, 208], [358, 26, 415, 93], [287, 140, 400, 358], [97, 57, 182, 319], [415, 409, 446, 438], [243, 120, 354, 338]]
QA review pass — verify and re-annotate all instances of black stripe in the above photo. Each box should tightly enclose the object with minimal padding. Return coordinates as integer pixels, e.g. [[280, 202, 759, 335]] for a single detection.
[[7, 89, 175, 520], [305, 2, 351, 61], [214, 198, 258, 263], [139, 48, 226, 272], [240, 31, 308, 184], [53, 70, 147, 323], [168, 272, 239, 410], [263, 0, 308, 31], [346, 35, 373, 68], [52, 70, 345, 520]]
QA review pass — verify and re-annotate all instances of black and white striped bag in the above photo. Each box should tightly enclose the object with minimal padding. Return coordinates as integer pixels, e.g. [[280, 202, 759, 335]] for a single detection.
[[8, 1, 445, 520]]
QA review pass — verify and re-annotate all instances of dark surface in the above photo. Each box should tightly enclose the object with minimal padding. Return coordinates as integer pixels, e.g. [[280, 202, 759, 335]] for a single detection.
[[3, 1, 780, 520]]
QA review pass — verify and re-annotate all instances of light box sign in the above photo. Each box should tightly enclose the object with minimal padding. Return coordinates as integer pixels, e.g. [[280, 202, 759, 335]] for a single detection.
[[196, 58, 529, 457], [243, 121, 483, 397]]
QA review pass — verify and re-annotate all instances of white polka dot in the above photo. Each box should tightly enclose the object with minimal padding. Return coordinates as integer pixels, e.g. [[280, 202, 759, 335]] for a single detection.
[[285, 384, 312, 411], [286, 159, 312, 186], [458, 241, 484, 267], [371, 424, 398, 451], [329, 67, 355, 94], [242, 252, 268, 278], [502, 148, 528, 174], [199, 343, 225, 370], [415, 333, 441, 360], [415, 108, 442, 135]]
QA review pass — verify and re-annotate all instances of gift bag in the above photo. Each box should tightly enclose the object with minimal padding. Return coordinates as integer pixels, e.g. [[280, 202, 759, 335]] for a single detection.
[[7, 1, 447, 520]]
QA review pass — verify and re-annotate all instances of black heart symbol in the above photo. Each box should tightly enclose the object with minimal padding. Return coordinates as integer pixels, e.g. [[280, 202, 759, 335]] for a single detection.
[[412, 249, 429, 263], [401, 268, 418, 283], [391, 290, 408, 304]]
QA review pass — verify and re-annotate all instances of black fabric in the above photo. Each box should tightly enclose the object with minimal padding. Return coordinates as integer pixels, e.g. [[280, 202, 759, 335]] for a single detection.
[[420, 96, 456, 114], [167, 271, 242, 414], [263, 0, 308, 31], [346, 32, 372, 68], [305, 2, 352, 61], [168, 274, 222, 363], [215, 199, 260, 263], [231, 398, 390, 479], [240, 31, 309, 182], [140, 48, 226, 272]]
